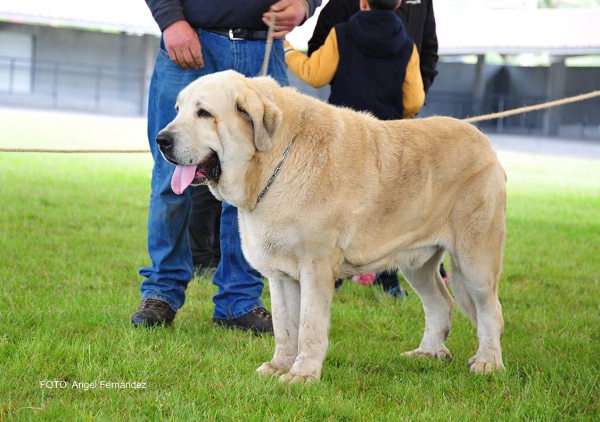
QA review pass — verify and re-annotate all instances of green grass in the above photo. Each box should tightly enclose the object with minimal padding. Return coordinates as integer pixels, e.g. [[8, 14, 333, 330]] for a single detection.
[[1, 110, 599, 421]]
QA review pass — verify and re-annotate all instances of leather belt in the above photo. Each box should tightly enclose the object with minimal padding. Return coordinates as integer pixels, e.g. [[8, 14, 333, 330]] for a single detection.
[[204, 28, 270, 41]]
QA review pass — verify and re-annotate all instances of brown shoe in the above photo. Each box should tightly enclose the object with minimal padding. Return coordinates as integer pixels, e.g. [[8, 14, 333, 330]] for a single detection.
[[131, 299, 176, 327], [213, 307, 273, 334]]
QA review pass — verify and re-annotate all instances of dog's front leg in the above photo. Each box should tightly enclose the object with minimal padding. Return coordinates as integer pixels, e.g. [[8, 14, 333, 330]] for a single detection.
[[279, 262, 335, 383], [257, 274, 300, 377]]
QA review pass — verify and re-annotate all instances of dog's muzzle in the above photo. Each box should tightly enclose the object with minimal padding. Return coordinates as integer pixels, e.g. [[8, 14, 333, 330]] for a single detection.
[[155, 131, 222, 192], [156, 132, 176, 163]]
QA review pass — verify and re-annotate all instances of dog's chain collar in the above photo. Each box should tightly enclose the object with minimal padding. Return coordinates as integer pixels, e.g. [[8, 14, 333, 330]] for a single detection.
[[256, 135, 296, 205]]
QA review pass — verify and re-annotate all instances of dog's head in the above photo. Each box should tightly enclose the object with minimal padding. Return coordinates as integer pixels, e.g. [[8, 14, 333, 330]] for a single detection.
[[157, 70, 283, 198]]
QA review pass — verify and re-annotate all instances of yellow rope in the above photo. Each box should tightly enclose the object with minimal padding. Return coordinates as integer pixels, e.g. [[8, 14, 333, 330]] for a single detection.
[[258, 14, 276, 77], [1, 90, 598, 154], [462, 90, 600, 123]]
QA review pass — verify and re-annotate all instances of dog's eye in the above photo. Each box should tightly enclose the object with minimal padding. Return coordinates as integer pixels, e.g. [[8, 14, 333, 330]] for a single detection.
[[197, 109, 212, 118]]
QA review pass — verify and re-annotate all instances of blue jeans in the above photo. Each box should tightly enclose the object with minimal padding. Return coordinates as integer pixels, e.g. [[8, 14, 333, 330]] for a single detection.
[[139, 30, 289, 319]]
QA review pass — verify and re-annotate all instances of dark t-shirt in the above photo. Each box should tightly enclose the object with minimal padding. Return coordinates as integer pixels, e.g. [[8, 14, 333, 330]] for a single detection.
[[145, 0, 321, 31]]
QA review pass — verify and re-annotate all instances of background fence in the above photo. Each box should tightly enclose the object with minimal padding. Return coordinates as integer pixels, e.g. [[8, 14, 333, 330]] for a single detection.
[[0, 55, 146, 115], [1, 54, 599, 139], [422, 92, 600, 139]]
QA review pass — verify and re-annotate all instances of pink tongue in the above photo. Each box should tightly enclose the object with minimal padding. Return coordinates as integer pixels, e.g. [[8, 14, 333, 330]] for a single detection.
[[171, 165, 197, 195]]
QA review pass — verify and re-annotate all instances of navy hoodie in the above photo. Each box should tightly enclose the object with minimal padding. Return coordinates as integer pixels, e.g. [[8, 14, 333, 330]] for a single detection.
[[328, 10, 414, 120]]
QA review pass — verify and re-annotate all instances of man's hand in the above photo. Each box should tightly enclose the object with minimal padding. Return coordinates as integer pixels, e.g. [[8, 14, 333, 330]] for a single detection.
[[262, 0, 307, 38], [163, 20, 204, 70]]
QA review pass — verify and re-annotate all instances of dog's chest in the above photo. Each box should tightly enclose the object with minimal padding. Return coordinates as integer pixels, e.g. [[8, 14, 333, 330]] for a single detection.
[[239, 213, 302, 276]]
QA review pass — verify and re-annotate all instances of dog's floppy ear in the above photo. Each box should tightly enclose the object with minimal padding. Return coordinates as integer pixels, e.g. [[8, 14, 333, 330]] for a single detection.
[[236, 86, 282, 152]]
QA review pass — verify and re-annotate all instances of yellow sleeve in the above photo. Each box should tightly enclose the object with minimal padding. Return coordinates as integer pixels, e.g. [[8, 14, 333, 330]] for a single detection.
[[402, 45, 425, 119], [284, 29, 339, 89]]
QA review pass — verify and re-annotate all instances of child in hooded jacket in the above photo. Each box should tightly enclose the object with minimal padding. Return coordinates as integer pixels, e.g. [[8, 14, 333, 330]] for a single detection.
[[285, 0, 424, 120]]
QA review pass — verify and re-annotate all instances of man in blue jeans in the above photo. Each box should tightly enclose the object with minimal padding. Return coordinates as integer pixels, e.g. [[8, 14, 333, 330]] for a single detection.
[[132, 0, 322, 332]]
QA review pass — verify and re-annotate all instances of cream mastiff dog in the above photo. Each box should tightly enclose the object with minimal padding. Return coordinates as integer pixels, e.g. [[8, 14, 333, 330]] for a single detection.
[[158, 70, 506, 382]]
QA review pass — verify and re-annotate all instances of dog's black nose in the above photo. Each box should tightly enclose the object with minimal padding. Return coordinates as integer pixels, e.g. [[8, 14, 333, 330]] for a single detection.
[[156, 132, 173, 148]]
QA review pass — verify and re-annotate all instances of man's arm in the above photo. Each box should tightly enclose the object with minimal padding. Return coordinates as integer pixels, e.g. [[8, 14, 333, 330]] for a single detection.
[[163, 21, 204, 70], [263, 0, 323, 38], [145, 1, 203, 70], [145, 0, 186, 31]]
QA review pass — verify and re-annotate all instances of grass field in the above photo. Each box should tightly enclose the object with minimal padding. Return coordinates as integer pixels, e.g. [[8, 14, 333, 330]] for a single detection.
[[0, 109, 599, 421]]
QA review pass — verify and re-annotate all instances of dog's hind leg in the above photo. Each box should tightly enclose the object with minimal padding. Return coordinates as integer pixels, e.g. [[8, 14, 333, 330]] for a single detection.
[[449, 161, 506, 373], [257, 274, 300, 377], [450, 233, 505, 373], [400, 248, 454, 361]]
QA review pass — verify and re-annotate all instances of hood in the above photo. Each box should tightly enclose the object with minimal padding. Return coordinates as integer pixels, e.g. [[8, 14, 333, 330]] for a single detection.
[[348, 10, 408, 58]]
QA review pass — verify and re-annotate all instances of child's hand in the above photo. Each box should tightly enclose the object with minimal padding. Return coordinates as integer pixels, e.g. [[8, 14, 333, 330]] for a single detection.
[[283, 39, 295, 57]]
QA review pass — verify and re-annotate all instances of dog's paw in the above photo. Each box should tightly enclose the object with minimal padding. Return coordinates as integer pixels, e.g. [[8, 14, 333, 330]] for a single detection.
[[279, 372, 319, 384], [467, 355, 504, 373], [401, 347, 453, 361], [257, 362, 287, 377]]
